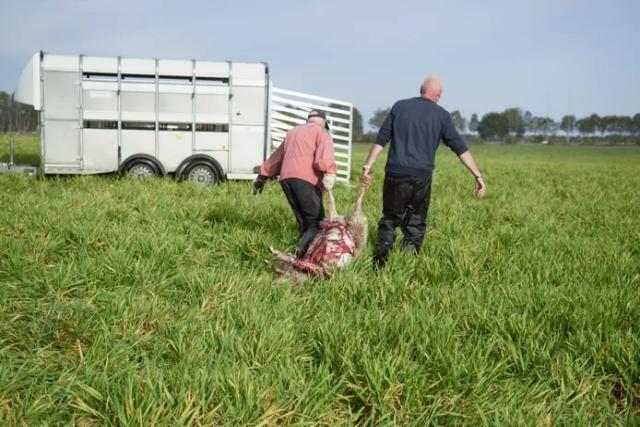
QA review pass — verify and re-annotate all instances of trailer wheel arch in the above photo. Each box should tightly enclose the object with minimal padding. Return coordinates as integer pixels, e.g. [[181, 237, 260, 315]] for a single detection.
[[119, 154, 167, 178], [176, 155, 225, 185]]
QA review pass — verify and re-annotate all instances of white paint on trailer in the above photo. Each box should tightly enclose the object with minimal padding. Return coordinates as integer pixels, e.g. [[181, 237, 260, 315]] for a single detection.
[[83, 129, 119, 172], [158, 131, 193, 172]]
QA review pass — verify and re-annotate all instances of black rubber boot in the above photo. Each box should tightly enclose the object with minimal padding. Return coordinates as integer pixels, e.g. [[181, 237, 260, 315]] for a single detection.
[[373, 247, 390, 269], [295, 226, 320, 259]]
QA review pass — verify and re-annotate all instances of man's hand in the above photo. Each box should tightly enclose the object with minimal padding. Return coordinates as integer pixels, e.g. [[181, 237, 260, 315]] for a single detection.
[[322, 173, 336, 191], [474, 176, 486, 198], [360, 165, 373, 188], [252, 175, 267, 195], [458, 151, 486, 198]]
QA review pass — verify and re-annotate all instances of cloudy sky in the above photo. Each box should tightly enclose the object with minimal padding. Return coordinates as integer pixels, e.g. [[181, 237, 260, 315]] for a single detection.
[[0, 0, 638, 128]]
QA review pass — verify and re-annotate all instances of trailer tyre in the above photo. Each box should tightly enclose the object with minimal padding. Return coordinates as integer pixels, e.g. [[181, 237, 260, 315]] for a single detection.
[[183, 161, 220, 186], [121, 156, 164, 180], [176, 156, 224, 186]]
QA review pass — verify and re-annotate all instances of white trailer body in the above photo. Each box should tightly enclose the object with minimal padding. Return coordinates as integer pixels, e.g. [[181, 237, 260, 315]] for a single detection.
[[8, 52, 353, 184]]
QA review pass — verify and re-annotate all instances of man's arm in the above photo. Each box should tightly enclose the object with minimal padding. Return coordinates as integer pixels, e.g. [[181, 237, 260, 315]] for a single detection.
[[442, 113, 486, 198], [458, 151, 486, 198], [259, 143, 285, 178], [313, 132, 337, 174], [253, 143, 285, 194], [360, 144, 384, 187], [361, 108, 394, 187], [375, 108, 394, 148], [441, 113, 469, 156], [314, 132, 338, 190]]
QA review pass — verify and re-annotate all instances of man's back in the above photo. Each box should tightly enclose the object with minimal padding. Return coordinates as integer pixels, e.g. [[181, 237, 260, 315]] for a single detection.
[[376, 97, 468, 178], [281, 122, 326, 168], [259, 122, 336, 186]]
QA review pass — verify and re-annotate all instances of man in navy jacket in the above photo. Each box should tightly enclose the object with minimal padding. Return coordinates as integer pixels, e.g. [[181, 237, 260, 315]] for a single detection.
[[361, 75, 486, 267]]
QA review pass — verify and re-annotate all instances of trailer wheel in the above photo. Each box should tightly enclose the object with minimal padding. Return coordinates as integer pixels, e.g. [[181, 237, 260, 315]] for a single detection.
[[123, 159, 161, 180], [183, 161, 220, 186]]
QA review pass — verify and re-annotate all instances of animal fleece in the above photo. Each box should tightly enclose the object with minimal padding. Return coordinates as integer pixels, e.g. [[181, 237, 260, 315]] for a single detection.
[[269, 188, 368, 281]]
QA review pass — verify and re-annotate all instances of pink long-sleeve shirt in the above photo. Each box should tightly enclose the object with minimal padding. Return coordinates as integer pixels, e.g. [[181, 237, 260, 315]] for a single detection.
[[260, 122, 337, 187]]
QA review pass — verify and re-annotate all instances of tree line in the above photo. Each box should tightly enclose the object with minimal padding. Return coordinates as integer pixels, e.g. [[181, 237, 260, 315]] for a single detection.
[[359, 106, 640, 142], [0, 91, 38, 133]]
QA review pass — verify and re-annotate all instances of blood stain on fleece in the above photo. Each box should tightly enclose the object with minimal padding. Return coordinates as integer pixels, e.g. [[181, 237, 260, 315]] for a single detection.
[[268, 187, 368, 283]]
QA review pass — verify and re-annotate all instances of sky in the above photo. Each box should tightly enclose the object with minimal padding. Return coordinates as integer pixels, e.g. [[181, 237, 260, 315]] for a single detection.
[[0, 0, 638, 129]]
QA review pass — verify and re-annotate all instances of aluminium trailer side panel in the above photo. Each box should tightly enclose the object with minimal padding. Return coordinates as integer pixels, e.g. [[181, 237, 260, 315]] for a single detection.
[[82, 59, 119, 173], [32, 54, 271, 177], [192, 60, 234, 174], [191, 64, 232, 174], [228, 62, 269, 175], [40, 54, 118, 174], [42, 55, 82, 173]]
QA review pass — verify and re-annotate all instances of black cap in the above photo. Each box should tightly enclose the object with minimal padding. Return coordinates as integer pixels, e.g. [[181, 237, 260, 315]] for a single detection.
[[307, 110, 330, 130]]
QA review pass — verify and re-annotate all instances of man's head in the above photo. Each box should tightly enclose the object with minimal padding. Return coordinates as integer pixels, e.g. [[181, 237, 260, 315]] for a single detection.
[[307, 110, 329, 130], [420, 75, 442, 103]]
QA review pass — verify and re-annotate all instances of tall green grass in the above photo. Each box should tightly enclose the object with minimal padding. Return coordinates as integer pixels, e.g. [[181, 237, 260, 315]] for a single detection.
[[0, 136, 638, 425]]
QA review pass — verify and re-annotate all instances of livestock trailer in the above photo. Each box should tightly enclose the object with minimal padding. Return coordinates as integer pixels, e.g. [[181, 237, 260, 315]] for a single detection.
[[2, 52, 353, 184]]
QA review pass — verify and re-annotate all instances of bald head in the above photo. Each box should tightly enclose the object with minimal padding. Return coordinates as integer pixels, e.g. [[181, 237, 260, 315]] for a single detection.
[[420, 75, 442, 103]]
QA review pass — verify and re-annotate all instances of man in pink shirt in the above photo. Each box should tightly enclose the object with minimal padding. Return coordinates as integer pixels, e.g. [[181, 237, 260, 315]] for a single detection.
[[253, 110, 338, 258]]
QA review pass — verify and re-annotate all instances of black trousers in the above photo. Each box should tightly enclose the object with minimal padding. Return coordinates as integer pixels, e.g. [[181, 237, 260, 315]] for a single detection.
[[376, 174, 432, 263], [280, 178, 325, 258]]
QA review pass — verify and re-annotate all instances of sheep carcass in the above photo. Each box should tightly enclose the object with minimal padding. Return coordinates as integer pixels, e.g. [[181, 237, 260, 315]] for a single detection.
[[269, 188, 367, 281]]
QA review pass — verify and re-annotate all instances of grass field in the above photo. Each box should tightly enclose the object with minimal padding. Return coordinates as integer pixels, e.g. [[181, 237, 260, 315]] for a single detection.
[[0, 134, 639, 425]]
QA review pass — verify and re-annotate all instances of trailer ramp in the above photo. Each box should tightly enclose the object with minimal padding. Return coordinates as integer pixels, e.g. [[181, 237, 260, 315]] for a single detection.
[[270, 88, 352, 184]]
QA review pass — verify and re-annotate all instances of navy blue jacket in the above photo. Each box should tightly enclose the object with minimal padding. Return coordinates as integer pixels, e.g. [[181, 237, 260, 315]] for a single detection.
[[375, 97, 468, 178]]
